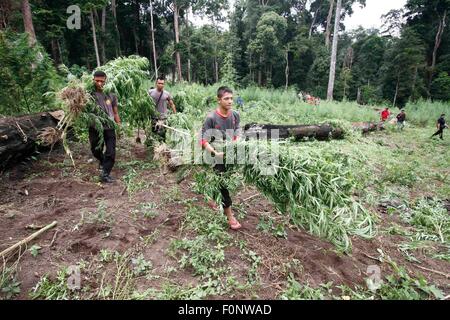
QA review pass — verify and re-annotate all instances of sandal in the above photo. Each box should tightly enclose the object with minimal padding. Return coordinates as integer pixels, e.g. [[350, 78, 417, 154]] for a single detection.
[[228, 217, 242, 230]]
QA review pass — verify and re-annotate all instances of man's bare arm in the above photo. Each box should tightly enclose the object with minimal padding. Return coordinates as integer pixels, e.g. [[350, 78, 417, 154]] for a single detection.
[[202, 141, 223, 157], [113, 105, 121, 125], [169, 99, 177, 114]]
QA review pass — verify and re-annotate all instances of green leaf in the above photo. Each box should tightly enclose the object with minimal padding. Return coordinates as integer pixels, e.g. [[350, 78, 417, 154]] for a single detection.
[[29, 245, 42, 257]]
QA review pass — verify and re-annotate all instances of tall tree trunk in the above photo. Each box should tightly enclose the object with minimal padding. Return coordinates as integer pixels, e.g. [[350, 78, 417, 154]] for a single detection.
[[326, 0, 342, 101], [309, 7, 320, 39], [173, 0, 183, 81], [111, 0, 122, 56], [21, 0, 36, 46], [249, 52, 253, 83], [325, 0, 335, 49], [89, 9, 101, 68], [100, 7, 106, 64], [393, 75, 400, 107], [0, 0, 12, 29], [429, 10, 447, 93], [133, 1, 140, 55], [133, 28, 139, 54], [258, 56, 262, 86], [411, 65, 418, 101], [57, 39, 64, 65], [186, 7, 191, 82], [285, 45, 289, 90], [204, 59, 208, 84], [212, 17, 219, 83], [214, 58, 219, 83], [50, 39, 61, 65], [149, 0, 158, 78]]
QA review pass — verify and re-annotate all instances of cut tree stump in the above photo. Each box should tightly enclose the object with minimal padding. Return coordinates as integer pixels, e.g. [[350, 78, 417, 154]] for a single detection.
[[0, 111, 62, 169]]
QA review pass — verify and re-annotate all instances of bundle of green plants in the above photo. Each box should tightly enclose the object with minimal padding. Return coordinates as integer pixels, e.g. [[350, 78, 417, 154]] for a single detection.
[[40, 56, 156, 165], [82, 55, 156, 128], [194, 140, 376, 252], [241, 141, 375, 252]]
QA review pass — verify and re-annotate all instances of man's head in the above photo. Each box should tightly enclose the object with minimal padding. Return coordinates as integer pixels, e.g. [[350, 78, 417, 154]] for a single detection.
[[441, 114, 445, 117], [401, 109, 405, 113], [156, 75, 165, 92], [93, 70, 107, 91], [217, 86, 233, 111], [385, 107, 389, 110]]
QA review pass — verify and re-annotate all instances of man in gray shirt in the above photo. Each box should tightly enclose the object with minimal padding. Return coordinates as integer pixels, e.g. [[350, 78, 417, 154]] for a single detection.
[[200, 86, 242, 231], [148, 76, 177, 119], [148, 76, 176, 142]]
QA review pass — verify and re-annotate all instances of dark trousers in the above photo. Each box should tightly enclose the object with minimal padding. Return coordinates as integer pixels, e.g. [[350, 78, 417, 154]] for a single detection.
[[89, 127, 116, 175], [432, 128, 444, 139], [214, 164, 232, 209]]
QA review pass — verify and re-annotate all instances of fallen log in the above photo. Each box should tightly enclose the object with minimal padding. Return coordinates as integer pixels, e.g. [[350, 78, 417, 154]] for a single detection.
[[243, 122, 384, 141], [352, 121, 385, 134], [0, 111, 63, 169]]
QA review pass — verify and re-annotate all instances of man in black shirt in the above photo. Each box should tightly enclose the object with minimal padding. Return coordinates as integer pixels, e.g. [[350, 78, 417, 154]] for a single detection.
[[90, 70, 121, 183], [431, 114, 447, 140]]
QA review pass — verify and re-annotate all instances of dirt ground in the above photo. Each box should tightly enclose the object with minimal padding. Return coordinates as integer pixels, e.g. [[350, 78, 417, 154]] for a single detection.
[[0, 137, 449, 300]]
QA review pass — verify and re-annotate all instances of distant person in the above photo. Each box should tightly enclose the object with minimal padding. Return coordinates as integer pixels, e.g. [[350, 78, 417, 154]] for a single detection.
[[431, 114, 447, 140], [90, 70, 121, 183], [381, 107, 391, 122], [148, 75, 176, 141], [305, 93, 312, 103], [236, 95, 244, 109], [396, 110, 406, 130]]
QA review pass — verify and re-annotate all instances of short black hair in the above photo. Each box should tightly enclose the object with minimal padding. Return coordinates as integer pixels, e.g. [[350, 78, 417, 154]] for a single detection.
[[217, 86, 233, 98], [441, 114, 446, 117], [156, 75, 165, 82], [93, 70, 107, 78]]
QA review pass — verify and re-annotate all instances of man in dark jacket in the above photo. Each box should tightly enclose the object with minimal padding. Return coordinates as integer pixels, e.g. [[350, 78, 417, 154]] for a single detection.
[[431, 114, 447, 140]]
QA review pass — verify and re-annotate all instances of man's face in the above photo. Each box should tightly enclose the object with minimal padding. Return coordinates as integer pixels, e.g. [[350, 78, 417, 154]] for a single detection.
[[156, 80, 165, 91], [218, 92, 233, 111], [94, 76, 106, 91]]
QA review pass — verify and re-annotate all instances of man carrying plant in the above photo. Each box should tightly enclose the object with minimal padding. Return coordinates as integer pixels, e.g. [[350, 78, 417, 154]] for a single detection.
[[200, 86, 242, 230], [90, 70, 121, 183], [431, 114, 447, 140], [148, 75, 177, 142]]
